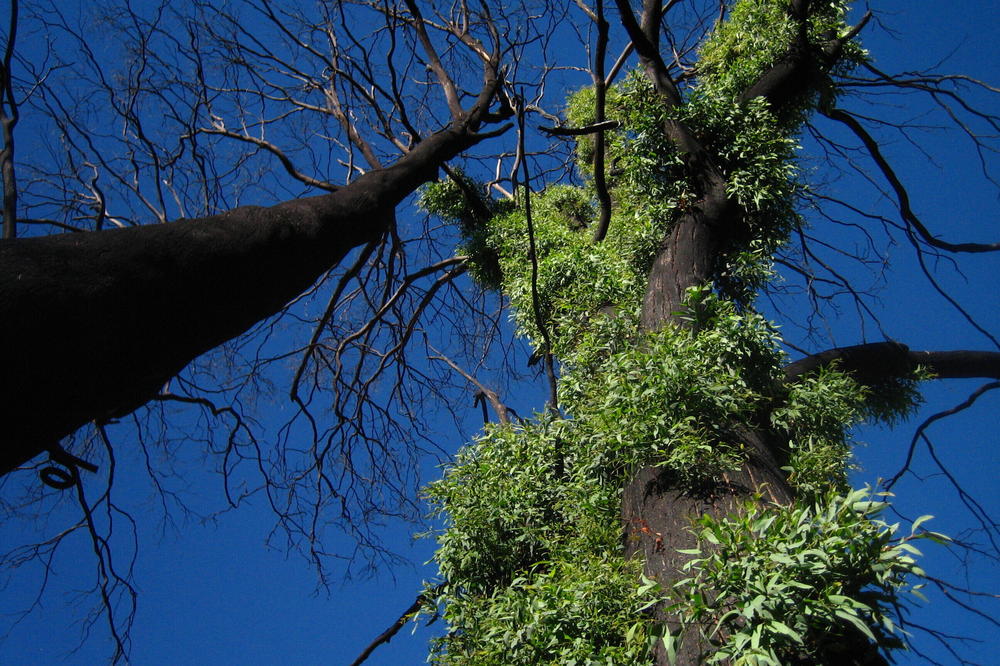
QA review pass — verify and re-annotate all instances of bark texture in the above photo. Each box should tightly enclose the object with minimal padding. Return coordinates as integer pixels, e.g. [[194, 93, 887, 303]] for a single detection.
[[614, 2, 903, 663], [0, 123, 488, 476]]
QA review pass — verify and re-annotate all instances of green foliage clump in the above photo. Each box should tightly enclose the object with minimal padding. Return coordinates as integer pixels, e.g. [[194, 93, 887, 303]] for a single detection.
[[419, 174, 514, 289], [430, 557, 655, 666], [770, 362, 927, 497], [564, 84, 625, 176], [698, 0, 868, 122], [771, 366, 869, 496], [425, 420, 568, 595], [425, 417, 660, 664], [666, 488, 948, 665], [578, 70, 803, 304], [484, 183, 655, 357], [697, 0, 798, 99], [421, 1, 933, 662], [561, 290, 785, 487], [859, 369, 927, 426]]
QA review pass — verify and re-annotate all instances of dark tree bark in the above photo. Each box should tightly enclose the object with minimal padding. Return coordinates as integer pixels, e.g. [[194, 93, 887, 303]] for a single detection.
[[611, 2, 961, 664], [0, 120, 500, 477], [784, 343, 1000, 384]]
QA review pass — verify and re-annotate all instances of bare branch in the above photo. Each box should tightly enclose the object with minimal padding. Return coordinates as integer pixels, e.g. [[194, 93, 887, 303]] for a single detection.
[[612, 0, 681, 106], [0, 0, 19, 238], [824, 108, 1000, 253], [402, 0, 463, 119], [198, 125, 340, 192], [428, 342, 512, 425], [349, 584, 442, 666]]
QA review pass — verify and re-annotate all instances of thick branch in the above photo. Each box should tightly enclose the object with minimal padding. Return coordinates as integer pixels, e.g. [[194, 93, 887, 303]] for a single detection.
[[613, 0, 680, 106], [739, 10, 871, 112], [784, 342, 1000, 384], [909, 350, 1000, 379], [0, 120, 500, 478]]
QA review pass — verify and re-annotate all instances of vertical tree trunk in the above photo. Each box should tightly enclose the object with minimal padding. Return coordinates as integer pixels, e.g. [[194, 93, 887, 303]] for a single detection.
[[609, 1, 889, 660], [623, 187, 796, 662]]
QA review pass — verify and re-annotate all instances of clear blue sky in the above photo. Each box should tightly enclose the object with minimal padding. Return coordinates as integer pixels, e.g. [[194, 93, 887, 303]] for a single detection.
[[1, 2, 998, 665]]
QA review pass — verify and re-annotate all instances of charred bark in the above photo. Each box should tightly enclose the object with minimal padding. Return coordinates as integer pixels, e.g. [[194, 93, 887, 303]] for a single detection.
[[0, 122, 497, 477], [784, 343, 1000, 384], [623, 425, 795, 664], [614, 3, 902, 663]]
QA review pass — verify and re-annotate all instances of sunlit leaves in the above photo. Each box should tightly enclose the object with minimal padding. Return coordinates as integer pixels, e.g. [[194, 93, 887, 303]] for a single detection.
[[666, 488, 945, 664], [418, 0, 931, 662], [429, 556, 655, 665]]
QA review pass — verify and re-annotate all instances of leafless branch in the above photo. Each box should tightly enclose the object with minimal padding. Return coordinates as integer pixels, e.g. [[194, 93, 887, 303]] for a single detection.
[[824, 108, 1000, 254]]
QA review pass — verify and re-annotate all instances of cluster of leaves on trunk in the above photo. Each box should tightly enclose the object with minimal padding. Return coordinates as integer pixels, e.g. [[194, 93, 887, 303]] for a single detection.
[[667, 489, 946, 665], [418, 1, 934, 663]]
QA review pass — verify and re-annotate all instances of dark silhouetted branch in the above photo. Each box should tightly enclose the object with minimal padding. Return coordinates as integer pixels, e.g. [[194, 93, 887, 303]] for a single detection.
[[538, 119, 620, 136], [784, 342, 1000, 384], [349, 584, 442, 666], [824, 108, 1000, 254]]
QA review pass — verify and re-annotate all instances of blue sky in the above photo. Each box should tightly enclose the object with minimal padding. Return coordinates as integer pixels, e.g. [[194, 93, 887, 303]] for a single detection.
[[1, 1, 998, 664]]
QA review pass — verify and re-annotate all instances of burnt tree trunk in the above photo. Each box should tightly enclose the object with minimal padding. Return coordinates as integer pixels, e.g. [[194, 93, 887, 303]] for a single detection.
[[611, 4, 1000, 659], [0, 122, 492, 477], [612, 1, 902, 663]]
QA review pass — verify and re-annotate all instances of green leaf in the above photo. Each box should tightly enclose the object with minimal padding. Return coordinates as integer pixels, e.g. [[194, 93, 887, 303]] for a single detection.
[[834, 609, 876, 641], [911, 514, 934, 533], [768, 620, 803, 643], [662, 632, 678, 665]]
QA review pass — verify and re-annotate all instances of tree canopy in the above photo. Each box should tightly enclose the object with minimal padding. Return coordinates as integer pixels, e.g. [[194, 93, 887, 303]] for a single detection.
[[1, 1, 998, 664]]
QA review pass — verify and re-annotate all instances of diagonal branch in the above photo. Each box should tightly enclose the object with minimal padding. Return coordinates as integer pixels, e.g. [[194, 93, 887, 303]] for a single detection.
[[739, 8, 870, 110], [427, 342, 512, 425], [824, 108, 1000, 253], [885, 381, 1000, 492], [612, 0, 681, 106], [538, 119, 620, 136], [349, 584, 443, 666], [402, 0, 463, 119], [198, 125, 340, 192]]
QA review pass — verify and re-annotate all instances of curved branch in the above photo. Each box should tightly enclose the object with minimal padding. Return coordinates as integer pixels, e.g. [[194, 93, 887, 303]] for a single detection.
[[739, 9, 871, 109], [197, 126, 339, 192], [612, 0, 680, 106], [884, 381, 1000, 556], [824, 108, 1000, 253], [427, 343, 511, 425]]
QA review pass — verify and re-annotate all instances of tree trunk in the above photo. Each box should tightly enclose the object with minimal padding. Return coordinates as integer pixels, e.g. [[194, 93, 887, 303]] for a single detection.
[[0, 124, 484, 476], [608, 2, 902, 661]]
